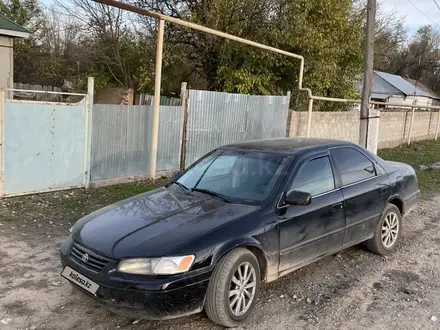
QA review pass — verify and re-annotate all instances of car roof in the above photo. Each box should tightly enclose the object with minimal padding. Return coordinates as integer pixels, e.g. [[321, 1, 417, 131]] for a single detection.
[[221, 137, 355, 154]]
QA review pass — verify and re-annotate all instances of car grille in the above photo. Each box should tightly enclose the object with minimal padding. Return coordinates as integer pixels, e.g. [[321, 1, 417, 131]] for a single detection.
[[70, 243, 109, 272]]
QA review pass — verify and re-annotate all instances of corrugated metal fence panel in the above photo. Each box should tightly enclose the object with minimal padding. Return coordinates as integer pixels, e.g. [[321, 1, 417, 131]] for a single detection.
[[91, 105, 181, 181], [185, 90, 249, 167], [3, 100, 86, 195], [91, 104, 152, 181], [185, 90, 289, 167], [135, 94, 181, 106], [157, 106, 182, 171], [246, 95, 289, 140]]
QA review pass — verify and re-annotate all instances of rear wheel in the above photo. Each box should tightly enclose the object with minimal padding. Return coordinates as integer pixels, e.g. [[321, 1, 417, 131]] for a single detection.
[[365, 204, 402, 255], [205, 248, 260, 328]]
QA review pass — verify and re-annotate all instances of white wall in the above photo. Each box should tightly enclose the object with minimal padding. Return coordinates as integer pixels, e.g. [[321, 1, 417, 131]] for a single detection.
[[388, 95, 434, 109], [0, 35, 13, 90]]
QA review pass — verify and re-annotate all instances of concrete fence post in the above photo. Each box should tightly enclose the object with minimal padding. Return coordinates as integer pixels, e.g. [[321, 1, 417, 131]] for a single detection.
[[436, 110, 440, 141], [407, 106, 415, 145], [306, 98, 314, 137], [366, 108, 380, 154], [285, 91, 291, 137]]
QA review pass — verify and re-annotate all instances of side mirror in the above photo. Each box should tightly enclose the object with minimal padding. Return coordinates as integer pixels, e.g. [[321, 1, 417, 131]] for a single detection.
[[170, 170, 181, 181], [285, 190, 312, 206]]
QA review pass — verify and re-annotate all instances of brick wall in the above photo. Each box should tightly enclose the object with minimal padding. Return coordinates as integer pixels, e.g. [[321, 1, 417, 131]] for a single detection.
[[287, 110, 440, 149]]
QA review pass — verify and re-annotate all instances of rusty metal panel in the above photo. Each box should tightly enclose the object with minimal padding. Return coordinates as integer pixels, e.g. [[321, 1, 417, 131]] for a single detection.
[[91, 105, 181, 181], [3, 99, 87, 196], [184, 90, 289, 167]]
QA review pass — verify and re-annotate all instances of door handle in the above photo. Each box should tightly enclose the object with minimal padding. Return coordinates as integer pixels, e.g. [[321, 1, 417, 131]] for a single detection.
[[332, 203, 343, 212]]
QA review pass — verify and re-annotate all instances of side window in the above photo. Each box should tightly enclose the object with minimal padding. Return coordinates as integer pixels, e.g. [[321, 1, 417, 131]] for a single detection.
[[289, 157, 335, 196], [331, 148, 376, 186]]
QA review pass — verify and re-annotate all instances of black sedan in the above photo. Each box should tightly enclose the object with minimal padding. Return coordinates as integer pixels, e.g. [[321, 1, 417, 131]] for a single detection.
[[60, 138, 420, 327]]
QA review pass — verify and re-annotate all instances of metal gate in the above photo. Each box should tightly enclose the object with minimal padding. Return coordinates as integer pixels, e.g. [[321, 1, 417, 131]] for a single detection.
[[184, 90, 290, 167], [0, 89, 89, 197]]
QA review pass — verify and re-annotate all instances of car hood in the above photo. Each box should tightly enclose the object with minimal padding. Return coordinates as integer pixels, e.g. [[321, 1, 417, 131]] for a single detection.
[[72, 187, 259, 259]]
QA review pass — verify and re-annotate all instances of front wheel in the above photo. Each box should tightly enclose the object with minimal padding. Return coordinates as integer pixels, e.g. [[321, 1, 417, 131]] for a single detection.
[[205, 248, 260, 328], [365, 204, 402, 255]]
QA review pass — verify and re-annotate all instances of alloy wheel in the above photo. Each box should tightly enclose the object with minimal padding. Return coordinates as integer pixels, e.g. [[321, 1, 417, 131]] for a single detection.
[[382, 212, 399, 248], [228, 261, 257, 317]]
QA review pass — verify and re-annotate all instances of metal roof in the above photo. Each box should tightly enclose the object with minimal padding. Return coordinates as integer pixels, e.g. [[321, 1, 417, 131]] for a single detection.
[[0, 15, 30, 37], [405, 78, 440, 100], [375, 71, 424, 96]]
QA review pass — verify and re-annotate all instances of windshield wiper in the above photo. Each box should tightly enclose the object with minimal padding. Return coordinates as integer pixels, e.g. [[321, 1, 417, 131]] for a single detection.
[[191, 188, 232, 203], [168, 181, 191, 195]]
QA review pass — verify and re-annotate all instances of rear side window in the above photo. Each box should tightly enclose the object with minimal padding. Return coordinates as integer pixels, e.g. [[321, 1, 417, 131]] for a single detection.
[[289, 157, 335, 196], [331, 148, 376, 186]]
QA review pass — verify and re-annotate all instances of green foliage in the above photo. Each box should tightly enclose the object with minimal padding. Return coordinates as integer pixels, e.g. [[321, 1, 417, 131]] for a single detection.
[[0, 0, 40, 27], [5, 0, 434, 110]]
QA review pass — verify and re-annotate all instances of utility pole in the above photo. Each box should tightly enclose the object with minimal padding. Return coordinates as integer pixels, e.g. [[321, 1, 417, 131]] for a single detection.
[[359, 0, 376, 147]]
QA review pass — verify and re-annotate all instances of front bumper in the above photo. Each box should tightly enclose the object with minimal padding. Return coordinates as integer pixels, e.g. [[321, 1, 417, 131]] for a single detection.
[[60, 239, 211, 320]]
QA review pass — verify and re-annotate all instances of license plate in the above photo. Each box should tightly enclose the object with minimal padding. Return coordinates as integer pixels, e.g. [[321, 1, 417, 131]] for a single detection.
[[61, 266, 100, 295]]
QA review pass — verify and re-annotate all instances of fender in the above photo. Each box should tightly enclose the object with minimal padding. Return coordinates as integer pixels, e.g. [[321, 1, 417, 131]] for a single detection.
[[212, 237, 265, 264], [385, 194, 404, 215], [210, 236, 278, 281]]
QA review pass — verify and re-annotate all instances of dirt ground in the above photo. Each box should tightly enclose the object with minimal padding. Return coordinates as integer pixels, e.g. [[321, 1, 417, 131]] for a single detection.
[[1, 186, 440, 330]]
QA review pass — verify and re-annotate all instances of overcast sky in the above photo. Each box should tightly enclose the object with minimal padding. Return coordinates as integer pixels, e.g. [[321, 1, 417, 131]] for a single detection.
[[381, 0, 440, 34]]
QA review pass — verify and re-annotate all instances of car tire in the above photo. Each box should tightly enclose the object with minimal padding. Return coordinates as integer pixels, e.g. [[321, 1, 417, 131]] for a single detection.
[[205, 248, 261, 328], [365, 204, 402, 255]]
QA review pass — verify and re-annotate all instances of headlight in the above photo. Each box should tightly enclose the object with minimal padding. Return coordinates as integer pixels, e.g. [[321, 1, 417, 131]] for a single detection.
[[117, 255, 195, 275]]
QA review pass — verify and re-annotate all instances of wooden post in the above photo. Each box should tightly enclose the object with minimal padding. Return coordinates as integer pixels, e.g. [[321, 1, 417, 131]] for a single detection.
[[150, 19, 165, 179], [179, 82, 189, 171]]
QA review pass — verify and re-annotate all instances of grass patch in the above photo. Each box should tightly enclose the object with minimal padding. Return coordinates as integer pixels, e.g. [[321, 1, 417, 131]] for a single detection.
[[1, 180, 167, 224], [378, 140, 440, 196]]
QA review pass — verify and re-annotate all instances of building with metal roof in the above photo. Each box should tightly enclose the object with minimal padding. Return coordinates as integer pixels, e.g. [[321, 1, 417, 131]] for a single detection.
[[0, 14, 30, 90], [370, 71, 440, 108]]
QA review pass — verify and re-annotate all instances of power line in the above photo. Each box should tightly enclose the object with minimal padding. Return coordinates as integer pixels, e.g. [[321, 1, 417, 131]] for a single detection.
[[406, 0, 440, 29], [433, 0, 440, 12]]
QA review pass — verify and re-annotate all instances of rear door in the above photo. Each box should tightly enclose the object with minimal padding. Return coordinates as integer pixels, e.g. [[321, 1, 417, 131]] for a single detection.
[[330, 147, 391, 246], [277, 153, 345, 274]]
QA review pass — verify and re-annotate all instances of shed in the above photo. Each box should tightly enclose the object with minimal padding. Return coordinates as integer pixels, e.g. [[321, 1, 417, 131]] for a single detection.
[[0, 15, 30, 90]]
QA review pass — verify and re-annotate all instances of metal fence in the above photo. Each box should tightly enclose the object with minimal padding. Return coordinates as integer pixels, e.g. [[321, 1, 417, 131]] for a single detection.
[[184, 90, 290, 167], [135, 93, 181, 106], [1, 82, 291, 196], [90, 104, 182, 181], [0, 92, 89, 197]]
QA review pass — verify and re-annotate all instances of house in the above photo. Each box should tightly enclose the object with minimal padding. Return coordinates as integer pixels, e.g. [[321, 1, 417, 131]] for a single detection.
[[371, 71, 440, 108], [0, 15, 30, 90]]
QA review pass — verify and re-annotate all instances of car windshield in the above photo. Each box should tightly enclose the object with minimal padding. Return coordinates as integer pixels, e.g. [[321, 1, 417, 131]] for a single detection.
[[176, 149, 289, 204]]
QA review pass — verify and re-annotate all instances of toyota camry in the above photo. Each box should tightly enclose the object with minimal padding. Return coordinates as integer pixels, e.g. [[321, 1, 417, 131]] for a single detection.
[[60, 138, 420, 327]]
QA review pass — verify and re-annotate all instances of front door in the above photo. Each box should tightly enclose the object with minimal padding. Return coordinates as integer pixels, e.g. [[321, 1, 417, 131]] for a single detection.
[[277, 154, 346, 275]]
